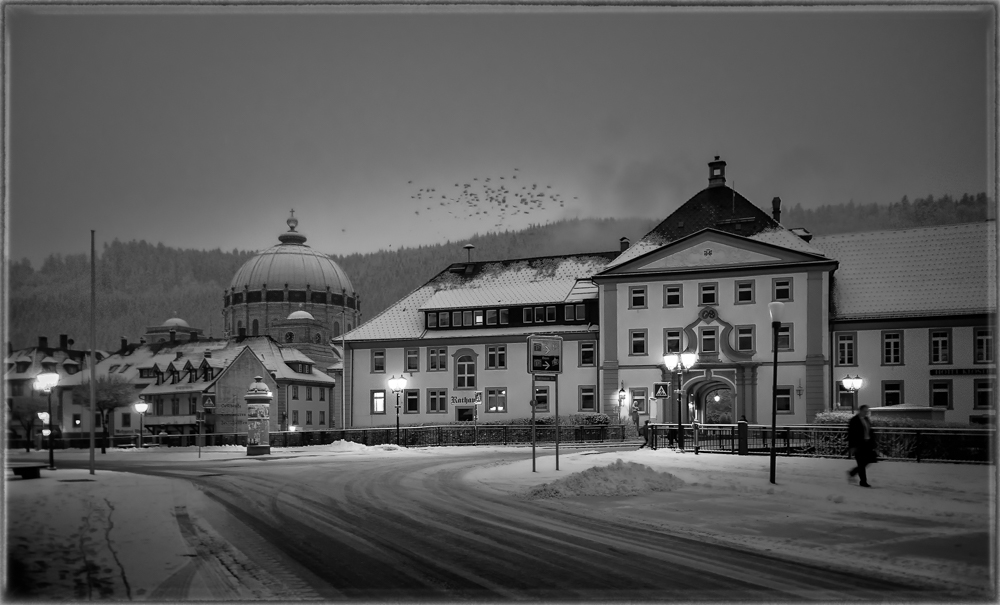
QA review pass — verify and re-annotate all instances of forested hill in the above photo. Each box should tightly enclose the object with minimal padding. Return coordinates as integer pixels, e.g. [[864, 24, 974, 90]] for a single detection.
[[7, 193, 991, 351]]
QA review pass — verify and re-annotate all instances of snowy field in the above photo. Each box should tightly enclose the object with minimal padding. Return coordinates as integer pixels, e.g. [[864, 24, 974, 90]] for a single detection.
[[5, 441, 996, 599]]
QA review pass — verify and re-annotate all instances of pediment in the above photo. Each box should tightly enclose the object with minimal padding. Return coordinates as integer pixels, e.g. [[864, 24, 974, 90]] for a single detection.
[[603, 229, 825, 275]]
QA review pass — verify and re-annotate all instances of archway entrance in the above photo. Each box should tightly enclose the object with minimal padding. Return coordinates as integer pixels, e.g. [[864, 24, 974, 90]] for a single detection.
[[687, 379, 736, 424]]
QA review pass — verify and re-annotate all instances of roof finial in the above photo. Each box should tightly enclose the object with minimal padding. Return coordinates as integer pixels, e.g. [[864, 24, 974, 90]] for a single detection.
[[287, 209, 299, 232]]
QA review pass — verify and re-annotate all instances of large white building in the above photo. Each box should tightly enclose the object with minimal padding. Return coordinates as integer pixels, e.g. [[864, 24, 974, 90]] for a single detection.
[[341, 157, 995, 428]]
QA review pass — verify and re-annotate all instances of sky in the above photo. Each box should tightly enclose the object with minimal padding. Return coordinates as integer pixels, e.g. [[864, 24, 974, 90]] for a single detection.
[[5, 4, 994, 268], [8, 444, 993, 599]]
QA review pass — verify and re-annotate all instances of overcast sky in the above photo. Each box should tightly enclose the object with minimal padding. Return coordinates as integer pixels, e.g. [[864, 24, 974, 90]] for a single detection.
[[6, 4, 993, 267]]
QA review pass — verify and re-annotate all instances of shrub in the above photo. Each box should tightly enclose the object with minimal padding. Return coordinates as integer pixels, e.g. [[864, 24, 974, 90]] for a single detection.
[[812, 410, 973, 429]]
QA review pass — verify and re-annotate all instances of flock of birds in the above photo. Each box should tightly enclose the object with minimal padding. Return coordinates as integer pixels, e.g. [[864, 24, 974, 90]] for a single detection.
[[406, 168, 576, 230]]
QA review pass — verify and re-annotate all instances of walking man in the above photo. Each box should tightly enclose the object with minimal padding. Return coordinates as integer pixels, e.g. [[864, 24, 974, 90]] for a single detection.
[[847, 405, 877, 487]]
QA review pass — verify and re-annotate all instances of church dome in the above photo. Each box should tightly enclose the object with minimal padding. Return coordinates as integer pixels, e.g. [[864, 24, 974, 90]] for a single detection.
[[287, 310, 315, 320], [230, 212, 355, 295]]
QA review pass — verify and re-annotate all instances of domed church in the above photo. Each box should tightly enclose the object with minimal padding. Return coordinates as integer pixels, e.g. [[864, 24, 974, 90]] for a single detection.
[[224, 212, 361, 343]]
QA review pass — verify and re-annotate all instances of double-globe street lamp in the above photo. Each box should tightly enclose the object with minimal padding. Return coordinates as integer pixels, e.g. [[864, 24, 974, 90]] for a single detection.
[[134, 398, 148, 448], [663, 352, 697, 451], [768, 301, 785, 484], [841, 374, 863, 410], [388, 375, 408, 446], [33, 372, 60, 470]]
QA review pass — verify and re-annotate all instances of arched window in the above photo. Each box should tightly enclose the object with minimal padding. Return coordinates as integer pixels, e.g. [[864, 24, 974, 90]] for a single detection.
[[252, 319, 259, 336], [347, 323, 352, 332], [285, 331, 295, 343], [237, 320, 243, 331], [456, 355, 476, 389], [333, 322, 341, 337]]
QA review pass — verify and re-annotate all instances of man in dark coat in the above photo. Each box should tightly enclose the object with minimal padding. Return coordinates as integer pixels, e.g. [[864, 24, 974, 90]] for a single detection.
[[847, 405, 877, 487]]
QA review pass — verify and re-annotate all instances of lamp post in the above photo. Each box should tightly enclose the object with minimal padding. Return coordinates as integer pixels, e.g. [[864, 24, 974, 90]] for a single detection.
[[34, 372, 59, 470], [388, 375, 407, 446], [768, 301, 785, 484], [664, 352, 697, 451], [617, 382, 626, 425], [841, 374, 863, 410], [134, 400, 148, 448]]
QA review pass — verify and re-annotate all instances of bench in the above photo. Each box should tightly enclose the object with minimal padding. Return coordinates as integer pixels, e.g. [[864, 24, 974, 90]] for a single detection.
[[7, 463, 47, 480]]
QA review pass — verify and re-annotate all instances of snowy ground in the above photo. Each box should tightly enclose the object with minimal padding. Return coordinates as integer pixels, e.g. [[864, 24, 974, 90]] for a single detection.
[[5, 441, 996, 599]]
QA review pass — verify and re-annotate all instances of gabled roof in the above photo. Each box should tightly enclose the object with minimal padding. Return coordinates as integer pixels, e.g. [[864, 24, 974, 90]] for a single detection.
[[238, 336, 337, 384], [345, 252, 618, 342], [812, 222, 996, 320], [607, 185, 826, 269]]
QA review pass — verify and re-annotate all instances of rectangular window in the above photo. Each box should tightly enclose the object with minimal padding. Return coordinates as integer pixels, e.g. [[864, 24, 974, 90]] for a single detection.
[[575, 303, 585, 322], [930, 380, 952, 409], [777, 324, 793, 351], [428, 389, 447, 413], [171, 398, 179, 415], [406, 348, 420, 372], [306, 411, 313, 425], [737, 326, 754, 352], [975, 328, 994, 363], [405, 389, 419, 413], [579, 342, 596, 367], [427, 312, 438, 328], [533, 387, 549, 413], [534, 307, 544, 322], [700, 327, 717, 354], [499, 309, 509, 325], [664, 329, 682, 354], [523, 308, 533, 323], [882, 381, 903, 407], [776, 386, 793, 413], [836, 333, 856, 366], [319, 411, 326, 425], [11, 382, 23, 397], [452, 311, 462, 327], [735, 281, 754, 304], [629, 286, 647, 309], [545, 306, 556, 322], [371, 350, 386, 373], [486, 388, 507, 413], [306, 386, 313, 401], [438, 312, 450, 328], [486, 345, 507, 370], [930, 330, 951, 364], [564, 305, 575, 321], [156, 400, 164, 415], [837, 384, 856, 409], [663, 284, 683, 307], [474, 310, 484, 326], [291, 385, 299, 400], [371, 390, 386, 414], [319, 388, 325, 401], [699, 283, 718, 305], [882, 332, 903, 365], [974, 379, 994, 409], [579, 385, 596, 412], [463, 310, 473, 326], [630, 330, 647, 356], [428, 347, 447, 371], [486, 309, 498, 325], [189, 397, 197, 415], [73, 413, 81, 427], [121, 413, 131, 428], [630, 388, 648, 413], [292, 410, 299, 425], [773, 278, 793, 301]]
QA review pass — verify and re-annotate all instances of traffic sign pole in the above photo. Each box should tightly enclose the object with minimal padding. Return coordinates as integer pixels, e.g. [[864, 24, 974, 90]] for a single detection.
[[530, 375, 536, 472], [554, 375, 559, 471]]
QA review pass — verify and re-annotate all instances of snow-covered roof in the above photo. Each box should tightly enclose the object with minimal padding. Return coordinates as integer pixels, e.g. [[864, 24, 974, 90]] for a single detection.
[[812, 222, 996, 321], [346, 252, 617, 343]]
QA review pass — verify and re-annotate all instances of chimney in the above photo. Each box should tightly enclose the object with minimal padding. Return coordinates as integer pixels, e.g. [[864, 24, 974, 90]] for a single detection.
[[238, 327, 247, 339], [175, 352, 183, 360], [204, 349, 212, 358], [771, 197, 782, 223], [38, 336, 48, 350], [619, 237, 630, 252], [60, 334, 69, 350], [708, 156, 727, 188], [120, 337, 128, 352], [189, 332, 199, 343], [169, 329, 177, 343]]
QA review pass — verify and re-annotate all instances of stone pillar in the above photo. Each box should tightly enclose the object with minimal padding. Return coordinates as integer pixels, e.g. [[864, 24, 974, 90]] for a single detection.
[[245, 376, 272, 456]]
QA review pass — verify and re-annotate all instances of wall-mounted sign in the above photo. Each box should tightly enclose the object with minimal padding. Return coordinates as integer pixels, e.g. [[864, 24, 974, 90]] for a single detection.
[[929, 368, 995, 376]]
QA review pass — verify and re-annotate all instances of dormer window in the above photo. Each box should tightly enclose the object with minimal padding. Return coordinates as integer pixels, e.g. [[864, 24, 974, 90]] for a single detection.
[[16, 362, 29, 373], [109, 365, 120, 373]]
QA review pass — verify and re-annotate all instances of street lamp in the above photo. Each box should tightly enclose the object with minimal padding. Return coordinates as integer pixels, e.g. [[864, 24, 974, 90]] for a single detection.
[[33, 372, 59, 470], [664, 352, 697, 450], [617, 382, 626, 424], [842, 374, 863, 410], [134, 399, 148, 448], [388, 374, 407, 446], [768, 301, 785, 484]]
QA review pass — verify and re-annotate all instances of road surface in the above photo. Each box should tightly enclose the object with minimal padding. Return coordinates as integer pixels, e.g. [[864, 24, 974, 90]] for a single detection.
[[51, 448, 954, 601]]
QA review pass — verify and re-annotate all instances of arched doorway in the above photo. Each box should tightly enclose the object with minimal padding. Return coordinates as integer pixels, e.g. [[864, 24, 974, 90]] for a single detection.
[[687, 379, 737, 424]]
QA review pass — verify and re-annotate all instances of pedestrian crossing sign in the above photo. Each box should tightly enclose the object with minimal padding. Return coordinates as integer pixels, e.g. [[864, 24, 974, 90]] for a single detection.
[[653, 383, 670, 399]]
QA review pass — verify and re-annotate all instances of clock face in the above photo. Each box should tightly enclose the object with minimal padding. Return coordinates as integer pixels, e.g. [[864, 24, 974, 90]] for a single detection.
[[284, 332, 294, 343]]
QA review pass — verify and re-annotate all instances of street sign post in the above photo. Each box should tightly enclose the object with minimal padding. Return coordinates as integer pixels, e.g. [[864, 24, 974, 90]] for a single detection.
[[474, 391, 482, 446]]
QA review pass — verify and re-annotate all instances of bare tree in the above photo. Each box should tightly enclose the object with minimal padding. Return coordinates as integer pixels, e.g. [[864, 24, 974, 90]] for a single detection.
[[72, 374, 135, 454], [8, 394, 47, 453]]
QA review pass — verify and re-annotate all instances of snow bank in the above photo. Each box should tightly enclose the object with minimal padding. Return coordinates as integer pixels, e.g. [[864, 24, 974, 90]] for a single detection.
[[520, 459, 685, 499]]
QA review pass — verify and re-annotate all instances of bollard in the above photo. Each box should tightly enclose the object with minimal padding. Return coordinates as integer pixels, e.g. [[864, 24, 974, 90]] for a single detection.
[[737, 420, 748, 456]]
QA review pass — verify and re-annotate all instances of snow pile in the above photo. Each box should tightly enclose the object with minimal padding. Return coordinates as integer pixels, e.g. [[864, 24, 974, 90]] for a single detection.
[[520, 459, 684, 499], [323, 439, 401, 453]]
